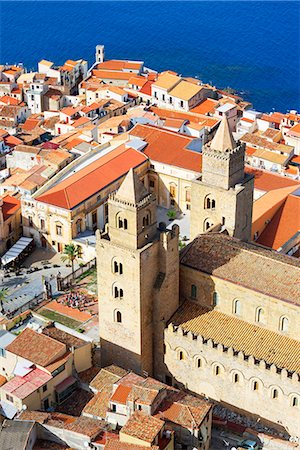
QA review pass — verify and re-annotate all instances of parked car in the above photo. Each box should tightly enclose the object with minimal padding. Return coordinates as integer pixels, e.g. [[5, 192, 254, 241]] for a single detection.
[[238, 439, 261, 450]]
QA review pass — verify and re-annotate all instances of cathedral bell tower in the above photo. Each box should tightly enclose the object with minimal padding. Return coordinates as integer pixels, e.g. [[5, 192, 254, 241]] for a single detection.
[[96, 168, 179, 378], [190, 116, 254, 241]]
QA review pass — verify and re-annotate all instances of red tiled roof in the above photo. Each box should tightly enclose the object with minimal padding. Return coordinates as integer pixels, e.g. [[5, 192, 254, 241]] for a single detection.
[[139, 81, 153, 96], [257, 190, 300, 250], [2, 367, 52, 399], [1, 195, 20, 220], [129, 123, 201, 172], [4, 134, 23, 147], [36, 145, 148, 210], [110, 385, 132, 404], [245, 167, 300, 192], [6, 328, 66, 367]]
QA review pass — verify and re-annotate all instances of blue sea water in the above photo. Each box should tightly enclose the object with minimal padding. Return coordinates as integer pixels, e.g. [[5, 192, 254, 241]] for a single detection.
[[0, 1, 299, 113]]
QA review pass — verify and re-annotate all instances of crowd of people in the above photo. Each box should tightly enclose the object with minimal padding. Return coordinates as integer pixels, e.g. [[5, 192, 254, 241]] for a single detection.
[[58, 291, 90, 310]]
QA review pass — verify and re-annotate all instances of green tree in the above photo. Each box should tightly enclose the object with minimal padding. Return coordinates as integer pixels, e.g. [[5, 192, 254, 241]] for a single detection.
[[0, 288, 8, 314], [61, 244, 82, 279]]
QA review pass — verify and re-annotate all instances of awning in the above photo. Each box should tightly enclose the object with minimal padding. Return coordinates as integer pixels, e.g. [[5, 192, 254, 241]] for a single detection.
[[55, 375, 77, 394], [1, 237, 33, 267]]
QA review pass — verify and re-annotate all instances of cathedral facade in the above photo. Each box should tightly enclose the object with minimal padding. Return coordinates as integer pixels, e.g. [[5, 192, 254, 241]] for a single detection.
[[96, 117, 300, 438]]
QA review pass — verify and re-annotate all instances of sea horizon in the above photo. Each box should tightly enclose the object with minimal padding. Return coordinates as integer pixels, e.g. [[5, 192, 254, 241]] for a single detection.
[[0, 1, 299, 113]]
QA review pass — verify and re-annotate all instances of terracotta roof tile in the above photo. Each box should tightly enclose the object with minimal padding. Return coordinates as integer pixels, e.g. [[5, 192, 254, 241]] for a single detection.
[[129, 123, 201, 172], [1, 195, 20, 221], [90, 365, 128, 392], [83, 386, 112, 418], [110, 385, 132, 404], [121, 410, 164, 443], [36, 145, 148, 210], [2, 367, 52, 399], [154, 391, 211, 428], [245, 167, 300, 192], [257, 190, 300, 250], [105, 439, 157, 450], [6, 328, 66, 367], [180, 233, 300, 305], [169, 300, 300, 374]]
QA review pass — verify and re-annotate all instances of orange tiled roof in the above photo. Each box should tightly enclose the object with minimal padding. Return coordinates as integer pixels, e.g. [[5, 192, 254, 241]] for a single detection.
[[0, 375, 7, 387], [36, 145, 148, 210], [110, 385, 132, 404], [288, 122, 300, 137], [139, 80, 154, 96], [129, 123, 201, 172], [121, 411, 164, 443], [6, 328, 66, 368], [191, 98, 218, 115], [96, 60, 142, 71], [92, 70, 133, 81], [1, 195, 21, 220], [245, 167, 300, 192], [0, 95, 20, 106], [257, 189, 300, 250]]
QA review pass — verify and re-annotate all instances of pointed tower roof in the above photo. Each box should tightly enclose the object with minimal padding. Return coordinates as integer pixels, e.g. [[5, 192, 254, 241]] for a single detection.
[[115, 168, 148, 204], [210, 116, 236, 152]]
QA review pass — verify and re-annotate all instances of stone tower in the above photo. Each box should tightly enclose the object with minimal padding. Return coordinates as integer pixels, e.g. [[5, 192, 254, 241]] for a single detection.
[[190, 116, 254, 241], [96, 168, 179, 378], [95, 45, 105, 64]]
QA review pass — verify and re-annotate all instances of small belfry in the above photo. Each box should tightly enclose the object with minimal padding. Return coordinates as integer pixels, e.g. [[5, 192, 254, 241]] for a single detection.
[[190, 115, 254, 241], [96, 168, 179, 377]]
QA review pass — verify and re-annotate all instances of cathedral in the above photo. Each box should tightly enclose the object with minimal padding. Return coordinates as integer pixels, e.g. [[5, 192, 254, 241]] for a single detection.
[[96, 117, 300, 438]]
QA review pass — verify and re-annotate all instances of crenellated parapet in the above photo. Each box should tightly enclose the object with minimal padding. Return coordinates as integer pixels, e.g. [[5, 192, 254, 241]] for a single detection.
[[166, 323, 300, 383]]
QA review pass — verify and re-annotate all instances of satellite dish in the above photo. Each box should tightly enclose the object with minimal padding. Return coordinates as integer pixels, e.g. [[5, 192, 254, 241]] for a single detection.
[[22, 405, 27, 410], [83, 442, 89, 448]]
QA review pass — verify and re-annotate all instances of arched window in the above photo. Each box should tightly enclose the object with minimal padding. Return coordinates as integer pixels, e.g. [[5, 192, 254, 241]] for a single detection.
[[118, 217, 123, 228], [124, 219, 128, 230], [214, 365, 220, 376], [204, 219, 213, 231], [252, 381, 259, 391], [114, 261, 119, 273], [204, 195, 216, 210], [233, 373, 239, 383], [116, 311, 122, 323], [213, 292, 219, 307], [233, 299, 241, 315], [113, 261, 123, 275], [191, 284, 197, 299], [256, 307, 265, 323], [196, 358, 202, 368], [272, 388, 278, 399], [142, 213, 150, 228], [114, 286, 119, 298], [178, 350, 184, 361], [279, 316, 289, 333], [291, 396, 299, 407], [119, 288, 123, 298]]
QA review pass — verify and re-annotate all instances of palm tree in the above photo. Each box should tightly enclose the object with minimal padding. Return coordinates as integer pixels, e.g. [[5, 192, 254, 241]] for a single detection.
[[0, 288, 8, 315], [61, 244, 82, 279]]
